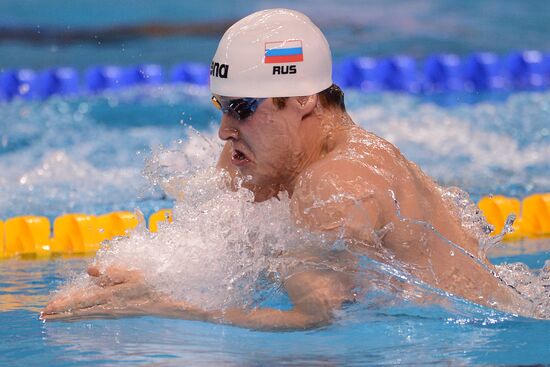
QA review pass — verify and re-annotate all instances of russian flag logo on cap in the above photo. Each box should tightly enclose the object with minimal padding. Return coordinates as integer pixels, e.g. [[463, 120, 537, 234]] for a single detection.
[[264, 40, 304, 64]]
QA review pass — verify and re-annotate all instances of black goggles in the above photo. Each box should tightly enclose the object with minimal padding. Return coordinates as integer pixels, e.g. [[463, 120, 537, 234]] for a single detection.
[[211, 95, 266, 121]]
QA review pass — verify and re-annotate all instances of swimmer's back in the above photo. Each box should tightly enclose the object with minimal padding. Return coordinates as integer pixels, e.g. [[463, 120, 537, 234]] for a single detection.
[[293, 124, 473, 252], [292, 124, 531, 312]]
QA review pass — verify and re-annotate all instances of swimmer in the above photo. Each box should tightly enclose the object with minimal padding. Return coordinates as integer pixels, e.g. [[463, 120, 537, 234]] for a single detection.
[[42, 9, 534, 329]]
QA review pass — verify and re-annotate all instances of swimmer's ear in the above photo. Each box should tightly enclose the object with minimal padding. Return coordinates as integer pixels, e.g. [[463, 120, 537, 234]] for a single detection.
[[292, 94, 318, 117]]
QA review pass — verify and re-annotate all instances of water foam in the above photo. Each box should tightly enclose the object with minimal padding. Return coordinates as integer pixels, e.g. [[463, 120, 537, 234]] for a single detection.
[[91, 169, 333, 311], [350, 91, 550, 195], [0, 86, 210, 218], [496, 261, 550, 319]]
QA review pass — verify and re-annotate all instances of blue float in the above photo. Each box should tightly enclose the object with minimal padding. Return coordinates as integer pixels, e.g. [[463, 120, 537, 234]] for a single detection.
[[15, 69, 37, 99], [55, 67, 80, 95], [86, 66, 108, 92], [332, 58, 352, 88], [462, 53, 504, 91], [136, 64, 163, 84], [423, 54, 462, 92], [105, 66, 130, 88], [376, 56, 419, 92], [541, 52, 550, 86], [171, 63, 209, 85], [504, 51, 546, 89], [118, 67, 141, 86], [332, 57, 372, 90], [34, 68, 79, 99], [0, 71, 19, 101], [34, 70, 60, 99], [86, 66, 127, 92], [121, 64, 163, 86], [4, 50, 550, 102], [339, 57, 380, 91]]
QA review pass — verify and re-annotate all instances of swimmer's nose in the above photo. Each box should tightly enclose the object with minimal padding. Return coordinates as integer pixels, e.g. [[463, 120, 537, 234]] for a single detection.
[[218, 115, 239, 141]]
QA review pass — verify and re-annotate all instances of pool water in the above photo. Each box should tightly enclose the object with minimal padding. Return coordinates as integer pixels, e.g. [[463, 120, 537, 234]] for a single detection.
[[0, 83, 549, 367], [2, 0, 550, 69], [1, 86, 548, 219], [1, 243, 549, 366], [1, 0, 550, 365]]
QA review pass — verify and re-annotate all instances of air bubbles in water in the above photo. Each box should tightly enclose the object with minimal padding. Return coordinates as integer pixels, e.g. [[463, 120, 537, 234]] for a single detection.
[[94, 167, 328, 311], [496, 261, 550, 319]]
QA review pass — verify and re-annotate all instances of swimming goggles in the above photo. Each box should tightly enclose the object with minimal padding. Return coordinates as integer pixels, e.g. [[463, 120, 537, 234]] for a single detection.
[[211, 95, 266, 121]]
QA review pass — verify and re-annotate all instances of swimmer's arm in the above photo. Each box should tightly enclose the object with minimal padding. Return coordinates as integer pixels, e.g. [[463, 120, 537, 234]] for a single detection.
[[155, 269, 355, 330], [42, 267, 354, 331]]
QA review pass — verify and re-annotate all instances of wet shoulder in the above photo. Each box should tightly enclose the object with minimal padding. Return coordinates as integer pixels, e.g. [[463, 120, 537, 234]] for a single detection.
[[290, 135, 384, 230], [290, 161, 382, 233], [292, 128, 407, 201], [290, 127, 434, 228], [314, 128, 412, 187], [346, 129, 410, 170], [293, 151, 378, 203]]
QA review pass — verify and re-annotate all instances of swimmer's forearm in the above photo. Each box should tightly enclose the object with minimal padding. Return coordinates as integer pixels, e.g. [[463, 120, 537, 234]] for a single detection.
[[213, 307, 332, 330], [151, 298, 331, 330]]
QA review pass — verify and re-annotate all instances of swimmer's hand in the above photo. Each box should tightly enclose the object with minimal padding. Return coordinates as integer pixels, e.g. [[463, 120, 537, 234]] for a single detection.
[[41, 266, 167, 320], [41, 266, 354, 331], [40, 266, 151, 320]]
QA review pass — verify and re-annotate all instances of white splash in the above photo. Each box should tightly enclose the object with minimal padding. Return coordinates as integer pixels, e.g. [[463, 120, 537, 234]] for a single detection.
[[496, 261, 550, 319], [93, 167, 329, 311]]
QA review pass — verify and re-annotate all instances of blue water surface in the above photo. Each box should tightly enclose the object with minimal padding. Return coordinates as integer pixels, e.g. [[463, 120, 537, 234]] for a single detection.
[[1, 0, 550, 69], [1, 246, 549, 366]]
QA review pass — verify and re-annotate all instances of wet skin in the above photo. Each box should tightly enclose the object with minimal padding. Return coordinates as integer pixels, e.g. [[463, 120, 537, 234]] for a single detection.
[[42, 94, 534, 329]]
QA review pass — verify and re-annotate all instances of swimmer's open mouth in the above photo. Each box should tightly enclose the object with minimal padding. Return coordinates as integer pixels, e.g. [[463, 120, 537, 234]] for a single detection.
[[231, 148, 251, 166], [233, 149, 246, 161]]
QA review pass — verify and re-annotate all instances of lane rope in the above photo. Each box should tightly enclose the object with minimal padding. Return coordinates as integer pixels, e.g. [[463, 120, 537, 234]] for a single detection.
[[0, 194, 548, 260], [2, 51, 550, 102]]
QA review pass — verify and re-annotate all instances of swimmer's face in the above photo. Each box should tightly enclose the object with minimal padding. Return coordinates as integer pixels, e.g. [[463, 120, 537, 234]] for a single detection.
[[218, 95, 315, 190]]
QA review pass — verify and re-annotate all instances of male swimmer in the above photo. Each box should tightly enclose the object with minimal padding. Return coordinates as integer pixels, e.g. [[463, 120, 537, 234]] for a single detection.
[[42, 9, 535, 329]]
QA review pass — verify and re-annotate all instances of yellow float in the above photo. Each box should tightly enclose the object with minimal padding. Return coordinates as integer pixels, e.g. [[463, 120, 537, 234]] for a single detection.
[[1, 193, 549, 260]]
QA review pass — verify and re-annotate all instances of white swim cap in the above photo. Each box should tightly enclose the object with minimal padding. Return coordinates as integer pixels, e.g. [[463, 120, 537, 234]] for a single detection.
[[210, 8, 333, 98]]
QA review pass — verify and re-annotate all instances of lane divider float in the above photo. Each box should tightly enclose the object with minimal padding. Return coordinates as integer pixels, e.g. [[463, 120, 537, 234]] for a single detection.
[[1, 50, 550, 102], [0, 193, 548, 260], [479, 193, 550, 241], [0, 210, 172, 260]]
